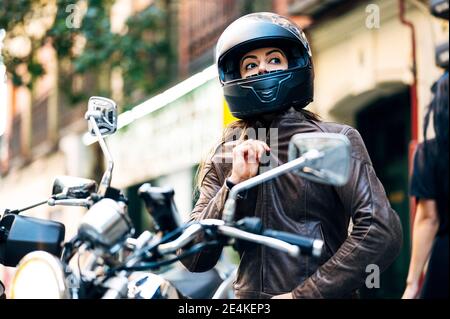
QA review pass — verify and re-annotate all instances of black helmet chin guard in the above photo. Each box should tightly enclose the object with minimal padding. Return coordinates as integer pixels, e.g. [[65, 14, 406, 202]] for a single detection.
[[216, 12, 314, 119]]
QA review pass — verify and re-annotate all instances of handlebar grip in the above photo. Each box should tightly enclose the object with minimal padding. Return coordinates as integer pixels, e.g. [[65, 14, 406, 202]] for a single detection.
[[262, 229, 323, 258]]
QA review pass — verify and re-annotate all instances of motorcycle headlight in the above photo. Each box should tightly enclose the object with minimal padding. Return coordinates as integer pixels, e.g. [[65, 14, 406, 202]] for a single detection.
[[10, 251, 68, 299]]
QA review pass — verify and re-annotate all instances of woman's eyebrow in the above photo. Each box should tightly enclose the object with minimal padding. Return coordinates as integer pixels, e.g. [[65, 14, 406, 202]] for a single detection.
[[241, 55, 257, 65], [266, 49, 285, 56]]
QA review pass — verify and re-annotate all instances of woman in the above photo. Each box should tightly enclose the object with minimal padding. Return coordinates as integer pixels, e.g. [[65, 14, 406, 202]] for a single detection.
[[402, 72, 448, 299], [181, 12, 403, 299]]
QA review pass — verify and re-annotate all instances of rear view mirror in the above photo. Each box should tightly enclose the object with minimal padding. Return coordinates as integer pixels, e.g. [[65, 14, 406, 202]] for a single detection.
[[52, 176, 97, 199], [86, 96, 117, 137], [288, 133, 351, 186], [84, 96, 117, 195]]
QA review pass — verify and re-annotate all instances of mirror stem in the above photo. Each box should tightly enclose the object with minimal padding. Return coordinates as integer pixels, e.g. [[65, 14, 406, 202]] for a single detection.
[[4, 199, 49, 215], [88, 117, 114, 196]]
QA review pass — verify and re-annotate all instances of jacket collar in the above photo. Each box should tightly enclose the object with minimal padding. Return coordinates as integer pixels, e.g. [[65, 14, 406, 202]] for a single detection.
[[251, 107, 307, 129]]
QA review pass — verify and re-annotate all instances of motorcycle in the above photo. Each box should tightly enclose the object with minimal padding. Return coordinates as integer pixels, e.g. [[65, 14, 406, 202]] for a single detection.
[[4, 96, 352, 299]]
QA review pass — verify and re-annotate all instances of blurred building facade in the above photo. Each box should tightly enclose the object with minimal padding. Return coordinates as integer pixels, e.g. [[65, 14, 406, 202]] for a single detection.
[[0, 0, 448, 298]]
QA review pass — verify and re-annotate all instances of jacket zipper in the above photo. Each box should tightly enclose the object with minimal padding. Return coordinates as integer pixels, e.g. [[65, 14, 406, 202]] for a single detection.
[[260, 123, 274, 294], [260, 183, 265, 294]]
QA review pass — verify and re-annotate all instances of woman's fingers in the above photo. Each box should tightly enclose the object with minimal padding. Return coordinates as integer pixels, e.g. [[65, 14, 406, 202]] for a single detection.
[[247, 145, 256, 163], [236, 144, 257, 165], [237, 139, 270, 163], [231, 139, 272, 183], [256, 142, 268, 161], [233, 144, 246, 166]]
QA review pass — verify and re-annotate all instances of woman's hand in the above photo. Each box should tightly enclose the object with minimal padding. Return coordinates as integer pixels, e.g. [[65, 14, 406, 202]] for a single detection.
[[229, 139, 270, 184], [402, 282, 420, 299]]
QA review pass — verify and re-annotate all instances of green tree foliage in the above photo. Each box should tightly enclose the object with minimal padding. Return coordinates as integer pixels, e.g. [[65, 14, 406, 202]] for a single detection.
[[1, 0, 45, 87], [0, 0, 173, 109]]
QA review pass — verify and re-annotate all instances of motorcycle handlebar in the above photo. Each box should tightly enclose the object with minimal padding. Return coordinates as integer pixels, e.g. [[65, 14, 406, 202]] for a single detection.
[[47, 198, 92, 208], [157, 223, 203, 255], [155, 220, 304, 258], [110, 219, 322, 275], [262, 229, 323, 258], [217, 225, 300, 257]]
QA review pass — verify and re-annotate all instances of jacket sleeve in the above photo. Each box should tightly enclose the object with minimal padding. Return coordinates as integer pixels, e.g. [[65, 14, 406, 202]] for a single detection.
[[292, 128, 403, 298], [179, 158, 230, 272]]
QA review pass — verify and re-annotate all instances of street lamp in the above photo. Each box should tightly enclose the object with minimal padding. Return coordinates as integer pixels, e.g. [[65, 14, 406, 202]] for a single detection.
[[0, 28, 7, 137]]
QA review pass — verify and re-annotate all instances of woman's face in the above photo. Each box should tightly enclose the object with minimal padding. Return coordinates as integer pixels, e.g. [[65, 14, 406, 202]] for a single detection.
[[239, 47, 288, 79]]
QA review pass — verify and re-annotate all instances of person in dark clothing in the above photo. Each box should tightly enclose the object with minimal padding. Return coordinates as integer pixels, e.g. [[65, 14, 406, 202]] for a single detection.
[[0, 279, 5, 299], [402, 72, 449, 299]]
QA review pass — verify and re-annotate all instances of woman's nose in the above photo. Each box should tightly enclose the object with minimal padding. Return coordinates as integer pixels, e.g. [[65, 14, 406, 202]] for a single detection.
[[258, 62, 268, 75]]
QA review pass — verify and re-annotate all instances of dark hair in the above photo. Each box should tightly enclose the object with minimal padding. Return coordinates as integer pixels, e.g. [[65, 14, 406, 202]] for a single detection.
[[423, 72, 449, 199]]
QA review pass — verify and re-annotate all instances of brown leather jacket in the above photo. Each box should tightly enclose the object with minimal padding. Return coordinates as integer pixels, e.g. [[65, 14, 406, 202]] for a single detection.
[[181, 108, 403, 299]]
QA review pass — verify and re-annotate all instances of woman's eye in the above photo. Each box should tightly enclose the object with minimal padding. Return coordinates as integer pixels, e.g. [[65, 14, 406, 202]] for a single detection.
[[245, 62, 257, 70], [269, 57, 281, 64]]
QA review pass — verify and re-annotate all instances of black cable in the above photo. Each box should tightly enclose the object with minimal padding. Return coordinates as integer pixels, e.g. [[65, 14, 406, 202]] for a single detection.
[[62, 236, 82, 263]]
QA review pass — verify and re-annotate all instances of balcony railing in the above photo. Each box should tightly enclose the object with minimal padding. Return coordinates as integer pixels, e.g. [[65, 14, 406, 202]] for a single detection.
[[181, 0, 241, 73]]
